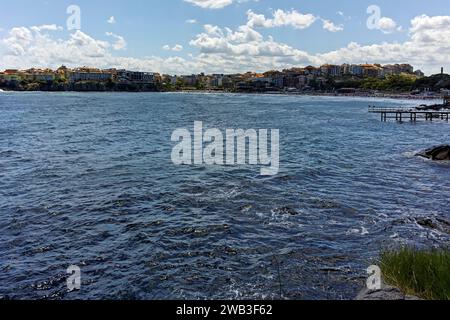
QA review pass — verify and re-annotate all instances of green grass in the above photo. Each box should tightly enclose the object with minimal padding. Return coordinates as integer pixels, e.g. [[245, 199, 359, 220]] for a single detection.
[[379, 247, 450, 300]]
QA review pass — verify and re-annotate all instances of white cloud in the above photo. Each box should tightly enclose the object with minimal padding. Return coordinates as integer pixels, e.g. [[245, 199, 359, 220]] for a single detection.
[[184, 0, 257, 9], [30, 24, 63, 32], [246, 9, 317, 30], [184, 0, 233, 9], [322, 19, 344, 32], [172, 44, 184, 52], [106, 32, 127, 50], [376, 17, 398, 34], [189, 24, 311, 64], [186, 19, 198, 24], [163, 44, 184, 52], [107, 16, 116, 24], [2, 14, 450, 75]]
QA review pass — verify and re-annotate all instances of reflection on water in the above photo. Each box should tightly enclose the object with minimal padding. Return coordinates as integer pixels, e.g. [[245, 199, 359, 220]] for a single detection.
[[0, 92, 449, 300]]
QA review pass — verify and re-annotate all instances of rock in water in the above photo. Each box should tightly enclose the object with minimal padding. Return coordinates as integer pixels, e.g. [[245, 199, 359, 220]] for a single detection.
[[356, 286, 421, 300], [416, 145, 450, 161]]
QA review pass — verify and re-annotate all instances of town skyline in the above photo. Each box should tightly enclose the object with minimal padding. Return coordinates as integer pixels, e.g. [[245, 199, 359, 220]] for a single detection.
[[0, 62, 426, 78], [1, 0, 450, 75], [3, 62, 444, 95]]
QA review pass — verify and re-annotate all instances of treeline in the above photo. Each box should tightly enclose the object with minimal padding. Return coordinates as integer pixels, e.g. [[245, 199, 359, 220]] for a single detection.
[[333, 73, 450, 92], [0, 79, 159, 92]]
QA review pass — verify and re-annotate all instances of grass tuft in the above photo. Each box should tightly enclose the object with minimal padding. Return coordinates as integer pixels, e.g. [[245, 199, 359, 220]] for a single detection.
[[379, 247, 450, 300]]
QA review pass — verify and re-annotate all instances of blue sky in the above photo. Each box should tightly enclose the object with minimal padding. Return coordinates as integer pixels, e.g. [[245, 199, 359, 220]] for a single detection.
[[1, 0, 450, 74]]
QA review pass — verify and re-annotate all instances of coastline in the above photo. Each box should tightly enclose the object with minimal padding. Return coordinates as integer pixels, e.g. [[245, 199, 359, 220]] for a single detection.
[[0, 88, 441, 102]]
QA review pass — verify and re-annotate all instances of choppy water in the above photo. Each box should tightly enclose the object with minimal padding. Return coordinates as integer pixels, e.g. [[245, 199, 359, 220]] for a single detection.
[[0, 92, 449, 300]]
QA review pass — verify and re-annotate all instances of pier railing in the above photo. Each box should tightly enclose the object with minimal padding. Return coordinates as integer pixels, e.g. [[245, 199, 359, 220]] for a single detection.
[[368, 106, 415, 113], [368, 105, 450, 122]]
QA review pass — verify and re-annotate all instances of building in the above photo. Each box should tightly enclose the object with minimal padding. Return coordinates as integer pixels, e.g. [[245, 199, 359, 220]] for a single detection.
[[68, 67, 113, 82], [22, 68, 56, 82], [116, 70, 156, 84], [0, 70, 22, 81], [382, 64, 414, 76], [414, 70, 425, 78], [320, 64, 342, 77], [349, 64, 364, 76], [271, 75, 285, 89], [361, 64, 382, 78], [341, 64, 351, 75], [398, 64, 414, 74], [304, 66, 321, 76], [181, 74, 199, 86], [208, 74, 224, 88]]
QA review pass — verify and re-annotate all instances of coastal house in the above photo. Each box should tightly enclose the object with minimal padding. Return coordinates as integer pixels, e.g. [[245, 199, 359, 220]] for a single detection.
[[114, 70, 158, 84], [23, 68, 56, 82], [68, 67, 114, 82], [180, 74, 199, 86], [320, 64, 342, 77], [382, 64, 415, 76], [0, 70, 22, 82], [304, 66, 321, 76], [207, 74, 224, 88], [350, 64, 364, 76], [361, 64, 382, 78]]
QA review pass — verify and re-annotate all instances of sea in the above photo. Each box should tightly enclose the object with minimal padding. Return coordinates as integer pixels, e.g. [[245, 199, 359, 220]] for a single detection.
[[0, 91, 449, 300]]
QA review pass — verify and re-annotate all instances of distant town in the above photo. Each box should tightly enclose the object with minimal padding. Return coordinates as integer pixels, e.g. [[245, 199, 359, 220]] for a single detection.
[[1, 63, 450, 96]]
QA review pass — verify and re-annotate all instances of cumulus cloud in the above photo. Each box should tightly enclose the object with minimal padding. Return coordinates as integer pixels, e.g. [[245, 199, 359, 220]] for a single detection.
[[1, 14, 450, 75], [184, 0, 257, 9], [322, 19, 344, 32], [107, 16, 116, 24], [30, 24, 63, 32], [184, 0, 234, 9], [376, 17, 399, 34], [246, 9, 317, 30], [105, 32, 127, 50], [186, 19, 198, 24], [163, 44, 184, 52]]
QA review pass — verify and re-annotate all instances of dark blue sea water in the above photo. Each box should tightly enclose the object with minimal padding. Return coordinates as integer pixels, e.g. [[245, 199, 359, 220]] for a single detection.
[[0, 92, 449, 300]]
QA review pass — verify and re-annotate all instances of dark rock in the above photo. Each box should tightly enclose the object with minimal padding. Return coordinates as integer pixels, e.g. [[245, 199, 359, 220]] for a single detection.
[[416, 218, 439, 230], [416, 217, 450, 234], [356, 285, 421, 300], [416, 145, 450, 161], [416, 104, 450, 111], [273, 206, 299, 216]]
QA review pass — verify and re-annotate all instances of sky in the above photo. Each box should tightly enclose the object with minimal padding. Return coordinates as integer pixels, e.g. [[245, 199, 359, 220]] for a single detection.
[[1, 0, 450, 75]]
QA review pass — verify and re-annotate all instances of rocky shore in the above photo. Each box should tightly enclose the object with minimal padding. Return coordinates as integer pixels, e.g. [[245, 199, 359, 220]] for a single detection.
[[356, 285, 421, 300], [0, 81, 159, 92], [417, 145, 450, 161], [0, 83, 444, 101]]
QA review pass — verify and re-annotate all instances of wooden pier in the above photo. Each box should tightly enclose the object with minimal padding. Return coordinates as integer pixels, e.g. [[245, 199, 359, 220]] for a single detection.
[[369, 106, 450, 122]]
